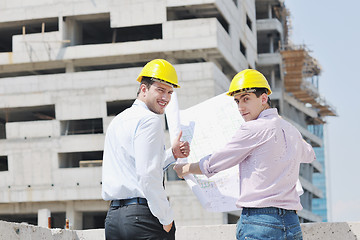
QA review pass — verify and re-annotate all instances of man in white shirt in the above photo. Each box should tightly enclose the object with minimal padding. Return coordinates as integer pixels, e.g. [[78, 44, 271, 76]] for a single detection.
[[102, 59, 190, 240]]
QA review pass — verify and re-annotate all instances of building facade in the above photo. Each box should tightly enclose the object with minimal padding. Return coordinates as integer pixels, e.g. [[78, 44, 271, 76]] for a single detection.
[[255, 0, 336, 222], [0, 0, 334, 229], [310, 125, 328, 222]]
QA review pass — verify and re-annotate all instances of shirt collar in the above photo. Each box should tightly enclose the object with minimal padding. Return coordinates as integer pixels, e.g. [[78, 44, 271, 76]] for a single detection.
[[133, 99, 150, 111], [258, 108, 278, 119]]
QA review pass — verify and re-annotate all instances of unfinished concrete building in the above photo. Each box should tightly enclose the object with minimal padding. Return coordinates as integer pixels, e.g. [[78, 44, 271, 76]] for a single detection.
[[255, 0, 336, 222], [0, 0, 334, 229]]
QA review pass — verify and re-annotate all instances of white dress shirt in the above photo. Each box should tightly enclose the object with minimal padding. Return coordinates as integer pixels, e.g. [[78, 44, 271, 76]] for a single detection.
[[102, 99, 175, 225]]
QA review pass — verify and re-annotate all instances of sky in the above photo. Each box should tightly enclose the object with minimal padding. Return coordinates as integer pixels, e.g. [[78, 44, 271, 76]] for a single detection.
[[284, 0, 360, 222]]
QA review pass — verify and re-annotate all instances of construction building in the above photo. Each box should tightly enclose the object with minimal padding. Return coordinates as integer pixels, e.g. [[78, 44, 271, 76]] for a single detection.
[[311, 125, 330, 222], [0, 0, 335, 229], [255, 0, 336, 222]]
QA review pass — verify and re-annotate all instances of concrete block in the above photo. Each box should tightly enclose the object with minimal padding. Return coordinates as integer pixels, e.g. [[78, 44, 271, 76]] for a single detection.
[[0, 92, 53, 109], [110, 0, 166, 28], [176, 225, 236, 240], [75, 229, 105, 240], [0, 53, 11, 65], [38, 208, 51, 228], [12, 32, 63, 63], [53, 168, 102, 189], [166, 0, 215, 8], [57, 134, 105, 153], [8, 148, 54, 187], [55, 94, 106, 120], [0, 220, 76, 239], [104, 86, 138, 102], [163, 18, 217, 40], [257, 18, 283, 34], [1, 220, 360, 240], [6, 120, 60, 139], [301, 222, 360, 240], [103, 116, 115, 133]]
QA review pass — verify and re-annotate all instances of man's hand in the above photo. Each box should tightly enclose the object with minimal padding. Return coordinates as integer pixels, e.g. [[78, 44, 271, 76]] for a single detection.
[[172, 131, 190, 159], [163, 221, 173, 232], [173, 163, 190, 179]]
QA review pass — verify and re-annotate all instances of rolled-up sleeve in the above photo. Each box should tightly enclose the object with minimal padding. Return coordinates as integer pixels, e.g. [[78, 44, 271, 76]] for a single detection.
[[200, 126, 260, 178], [300, 139, 316, 163], [134, 116, 174, 225]]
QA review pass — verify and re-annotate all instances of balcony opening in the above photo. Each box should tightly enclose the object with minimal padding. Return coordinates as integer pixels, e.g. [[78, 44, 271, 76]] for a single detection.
[[0, 105, 55, 124], [0, 213, 37, 226], [255, 2, 270, 20], [81, 19, 112, 45], [0, 18, 58, 53], [60, 118, 103, 135], [0, 121, 5, 139], [50, 212, 66, 228], [83, 211, 107, 229], [176, 58, 206, 64], [107, 100, 135, 116], [167, 4, 230, 34], [76, 58, 206, 73], [240, 40, 247, 57], [0, 68, 65, 78], [0, 156, 8, 171], [0, 212, 65, 228], [58, 151, 103, 168], [81, 17, 162, 45], [113, 24, 162, 43], [257, 32, 281, 54], [227, 213, 240, 224], [246, 14, 252, 31], [76, 62, 147, 72]]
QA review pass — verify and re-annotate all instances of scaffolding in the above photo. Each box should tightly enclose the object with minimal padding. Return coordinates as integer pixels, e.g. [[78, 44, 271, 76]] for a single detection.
[[280, 45, 337, 121]]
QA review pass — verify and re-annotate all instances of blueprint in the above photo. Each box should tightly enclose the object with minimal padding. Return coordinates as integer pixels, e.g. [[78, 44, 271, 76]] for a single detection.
[[165, 92, 304, 212], [166, 92, 244, 212]]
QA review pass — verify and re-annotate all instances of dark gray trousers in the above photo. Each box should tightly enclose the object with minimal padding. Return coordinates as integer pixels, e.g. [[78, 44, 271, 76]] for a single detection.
[[105, 204, 176, 240]]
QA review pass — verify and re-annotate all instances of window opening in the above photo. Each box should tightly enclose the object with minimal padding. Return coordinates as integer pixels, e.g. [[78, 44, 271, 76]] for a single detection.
[[60, 118, 103, 135], [107, 100, 135, 116], [0, 156, 8, 171], [240, 40, 247, 57], [58, 151, 103, 168], [246, 14, 252, 30]]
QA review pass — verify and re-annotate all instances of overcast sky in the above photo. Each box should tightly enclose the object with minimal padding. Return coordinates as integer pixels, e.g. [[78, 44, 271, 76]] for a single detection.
[[284, 0, 360, 222]]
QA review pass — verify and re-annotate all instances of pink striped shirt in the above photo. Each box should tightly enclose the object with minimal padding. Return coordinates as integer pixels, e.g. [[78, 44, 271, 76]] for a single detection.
[[199, 108, 315, 210]]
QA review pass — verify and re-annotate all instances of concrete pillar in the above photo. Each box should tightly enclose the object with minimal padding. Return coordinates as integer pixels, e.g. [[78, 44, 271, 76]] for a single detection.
[[66, 201, 83, 230], [270, 69, 275, 89], [268, 3, 272, 19], [65, 61, 75, 73], [268, 34, 274, 53], [63, 17, 83, 46], [38, 208, 51, 228]]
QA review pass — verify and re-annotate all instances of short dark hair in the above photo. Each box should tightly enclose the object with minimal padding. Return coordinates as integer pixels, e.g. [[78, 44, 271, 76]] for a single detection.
[[137, 77, 155, 96], [253, 88, 272, 107]]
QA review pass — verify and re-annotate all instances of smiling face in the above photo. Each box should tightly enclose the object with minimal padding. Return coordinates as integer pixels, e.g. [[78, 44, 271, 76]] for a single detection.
[[138, 81, 173, 114], [234, 91, 268, 122]]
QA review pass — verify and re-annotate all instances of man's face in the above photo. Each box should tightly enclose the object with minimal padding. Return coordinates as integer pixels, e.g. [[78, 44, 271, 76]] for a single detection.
[[141, 81, 173, 114], [234, 92, 267, 122]]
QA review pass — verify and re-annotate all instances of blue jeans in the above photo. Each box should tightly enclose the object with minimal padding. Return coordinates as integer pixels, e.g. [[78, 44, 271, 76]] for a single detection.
[[236, 207, 303, 240]]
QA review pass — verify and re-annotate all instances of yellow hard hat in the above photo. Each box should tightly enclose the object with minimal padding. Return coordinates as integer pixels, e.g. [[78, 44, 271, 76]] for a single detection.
[[227, 69, 272, 96], [137, 59, 180, 88]]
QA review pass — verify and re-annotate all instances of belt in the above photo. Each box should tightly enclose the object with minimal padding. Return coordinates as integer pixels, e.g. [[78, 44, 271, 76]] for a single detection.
[[242, 207, 297, 216], [111, 197, 148, 207]]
